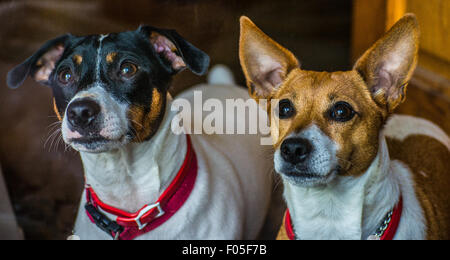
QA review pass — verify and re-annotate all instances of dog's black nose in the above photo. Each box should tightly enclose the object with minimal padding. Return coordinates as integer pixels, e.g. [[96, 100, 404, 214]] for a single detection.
[[280, 138, 312, 164], [67, 99, 100, 129]]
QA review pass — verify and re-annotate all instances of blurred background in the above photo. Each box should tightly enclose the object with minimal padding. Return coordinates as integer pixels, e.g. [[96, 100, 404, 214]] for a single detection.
[[0, 0, 448, 239]]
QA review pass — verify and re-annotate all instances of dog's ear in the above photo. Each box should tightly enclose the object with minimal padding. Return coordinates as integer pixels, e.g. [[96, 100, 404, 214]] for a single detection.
[[239, 16, 299, 101], [354, 14, 420, 113], [139, 25, 210, 76], [7, 34, 72, 89]]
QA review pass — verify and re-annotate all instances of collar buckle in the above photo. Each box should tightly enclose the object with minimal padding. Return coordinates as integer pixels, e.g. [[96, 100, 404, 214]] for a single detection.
[[134, 202, 165, 230], [85, 203, 124, 237]]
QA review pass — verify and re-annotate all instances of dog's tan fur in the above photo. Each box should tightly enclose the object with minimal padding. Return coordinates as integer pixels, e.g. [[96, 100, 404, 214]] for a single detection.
[[239, 15, 450, 239], [106, 52, 117, 64], [53, 98, 62, 121], [277, 212, 290, 240], [73, 54, 83, 65], [128, 87, 165, 142], [387, 135, 450, 239]]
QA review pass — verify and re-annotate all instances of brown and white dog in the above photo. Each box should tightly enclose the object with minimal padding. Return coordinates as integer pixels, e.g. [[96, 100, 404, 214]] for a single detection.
[[239, 14, 450, 239]]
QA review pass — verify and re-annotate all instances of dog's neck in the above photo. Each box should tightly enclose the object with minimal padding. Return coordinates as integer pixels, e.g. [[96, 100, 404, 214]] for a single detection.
[[283, 133, 401, 239], [80, 95, 187, 212]]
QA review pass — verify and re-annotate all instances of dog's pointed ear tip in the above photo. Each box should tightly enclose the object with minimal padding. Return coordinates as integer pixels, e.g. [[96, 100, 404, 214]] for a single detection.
[[239, 16, 257, 30], [240, 16, 251, 24], [403, 13, 418, 24], [239, 17, 262, 45], [396, 13, 420, 32]]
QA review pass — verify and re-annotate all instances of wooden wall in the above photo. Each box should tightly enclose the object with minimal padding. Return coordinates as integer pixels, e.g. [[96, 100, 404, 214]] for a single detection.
[[352, 0, 450, 96]]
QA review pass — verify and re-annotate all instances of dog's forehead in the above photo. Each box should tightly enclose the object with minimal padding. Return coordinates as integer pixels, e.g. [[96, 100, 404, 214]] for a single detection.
[[66, 35, 102, 54], [101, 32, 149, 52], [275, 70, 372, 108], [62, 31, 148, 63], [278, 70, 353, 95]]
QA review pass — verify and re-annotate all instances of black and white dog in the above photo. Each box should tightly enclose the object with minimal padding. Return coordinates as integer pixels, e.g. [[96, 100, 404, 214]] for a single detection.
[[7, 26, 281, 239]]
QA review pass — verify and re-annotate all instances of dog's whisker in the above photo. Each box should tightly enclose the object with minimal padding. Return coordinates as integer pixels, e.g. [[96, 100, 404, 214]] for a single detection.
[[54, 133, 64, 152], [272, 168, 284, 193], [127, 122, 144, 143], [52, 131, 63, 152], [63, 139, 69, 152], [337, 156, 353, 170], [45, 123, 62, 136], [130, 131, 140, 143], [46, 120, 62, 128], [130, 119, 144, 129], [50, 130, 62, 152], [44, 123, 62, 143], [44, 128, 59, 143], [44, 128, 62, 150]]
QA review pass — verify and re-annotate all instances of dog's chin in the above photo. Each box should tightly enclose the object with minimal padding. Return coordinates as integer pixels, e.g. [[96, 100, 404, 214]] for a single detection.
[[279, 169, 338, 188], [68, 135, 128, 153]]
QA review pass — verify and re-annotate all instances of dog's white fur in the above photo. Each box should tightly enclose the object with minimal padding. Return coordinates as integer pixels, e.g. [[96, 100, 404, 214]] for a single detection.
[[70, 66, 280, 239], [281, 115, 447, 240], [62, 85, 130, 153], [274, 125, 339, 187]]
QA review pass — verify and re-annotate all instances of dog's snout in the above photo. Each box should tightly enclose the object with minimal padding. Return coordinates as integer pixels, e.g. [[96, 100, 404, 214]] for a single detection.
[[280, 138, 312, 164], [67, 99, 101, 129]]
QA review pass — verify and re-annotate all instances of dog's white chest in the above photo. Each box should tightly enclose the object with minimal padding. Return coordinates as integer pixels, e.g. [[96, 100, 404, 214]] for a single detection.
[[73, 84, 275, 240]]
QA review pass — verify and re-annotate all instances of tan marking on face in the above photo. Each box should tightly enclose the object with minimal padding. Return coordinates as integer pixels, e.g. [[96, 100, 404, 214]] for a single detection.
[[269, 69, 385, 177], [128, 88, 164, 142], [106, 52, 117, 64], [72, 54, 83, 65], [53, 98, 62, 121], [149, 87, 163, 122]]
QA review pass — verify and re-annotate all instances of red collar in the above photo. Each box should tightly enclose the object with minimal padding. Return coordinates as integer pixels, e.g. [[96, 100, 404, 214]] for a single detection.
[[284, 209, 296, 240], [284, 196, 403, 240], [85, 135, 197, 240]]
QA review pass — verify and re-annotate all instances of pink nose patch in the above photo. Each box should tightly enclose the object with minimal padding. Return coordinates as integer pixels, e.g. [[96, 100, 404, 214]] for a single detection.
[[66, 129, 82, 139]]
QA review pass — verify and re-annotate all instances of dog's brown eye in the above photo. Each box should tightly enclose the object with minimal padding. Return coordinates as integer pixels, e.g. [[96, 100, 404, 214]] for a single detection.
[[58, 68, 74, 85], [329, 102, 356, 122], [120, 62, 138, 78], [278, 99, 296, 119]]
